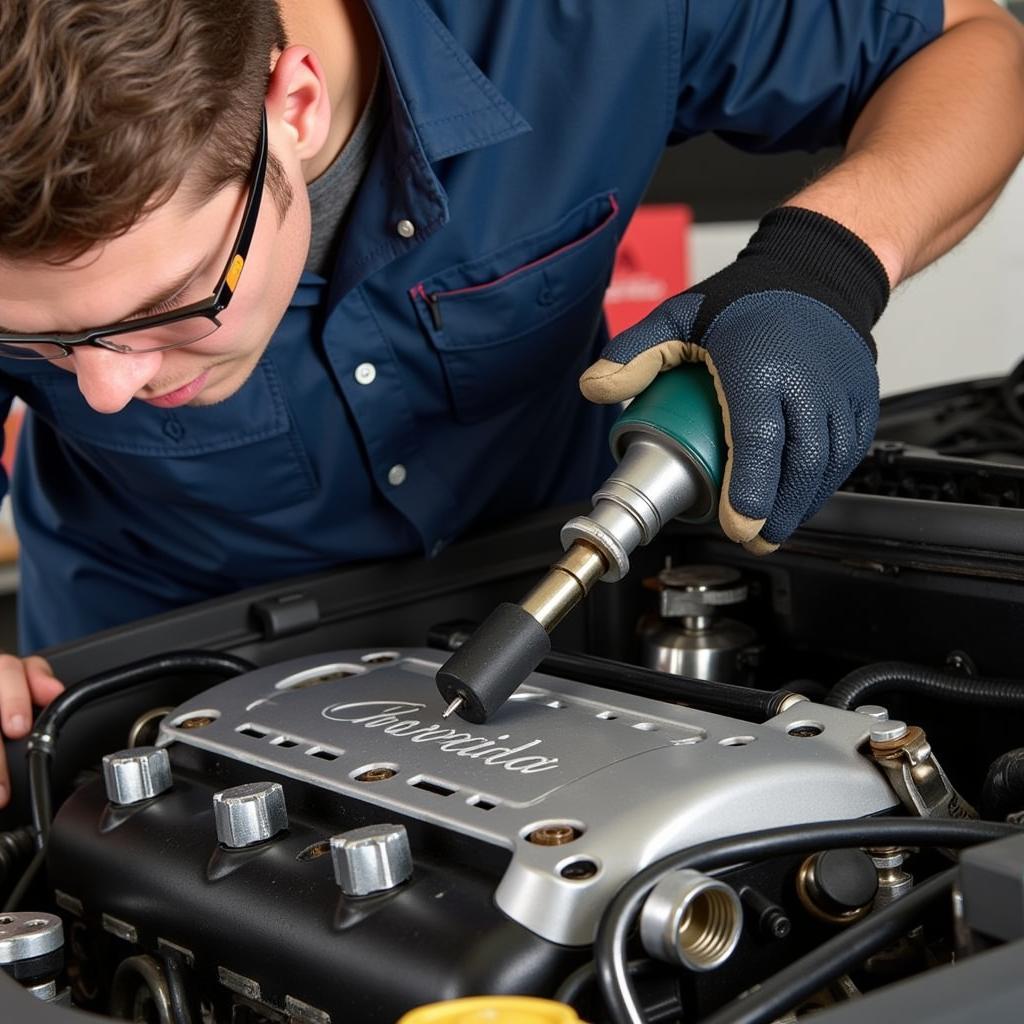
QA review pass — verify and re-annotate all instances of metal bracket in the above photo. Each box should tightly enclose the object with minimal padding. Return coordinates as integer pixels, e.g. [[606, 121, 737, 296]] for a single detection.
[[869, 725, 977, 820]]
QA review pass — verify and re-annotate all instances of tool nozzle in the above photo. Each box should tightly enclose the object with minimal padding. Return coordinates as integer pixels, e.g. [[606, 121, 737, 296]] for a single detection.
[[434, 542, 607, 723]]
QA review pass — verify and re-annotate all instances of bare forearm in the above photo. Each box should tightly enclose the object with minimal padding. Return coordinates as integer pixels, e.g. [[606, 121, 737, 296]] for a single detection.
[[788, 1, 1024, 287]]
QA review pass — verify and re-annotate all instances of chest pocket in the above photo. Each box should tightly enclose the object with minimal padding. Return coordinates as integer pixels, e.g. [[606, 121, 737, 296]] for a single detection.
[[410, 191, 621, 424], [33, 360, 318, 514]]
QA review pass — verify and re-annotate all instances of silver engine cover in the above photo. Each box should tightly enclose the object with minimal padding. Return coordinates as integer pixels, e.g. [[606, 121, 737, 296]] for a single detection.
[[160, 648, 898, 946]]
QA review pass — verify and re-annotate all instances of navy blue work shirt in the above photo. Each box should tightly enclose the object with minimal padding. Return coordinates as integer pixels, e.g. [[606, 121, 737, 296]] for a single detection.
[[2, 1, 942, 652]]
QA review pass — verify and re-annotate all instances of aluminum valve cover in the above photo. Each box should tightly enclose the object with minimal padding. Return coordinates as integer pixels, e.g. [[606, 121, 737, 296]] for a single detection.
[[160, 648, 899, 945]]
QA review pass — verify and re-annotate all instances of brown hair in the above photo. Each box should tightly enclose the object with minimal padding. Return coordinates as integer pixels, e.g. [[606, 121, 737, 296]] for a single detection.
[[0, 0, 290, 264]]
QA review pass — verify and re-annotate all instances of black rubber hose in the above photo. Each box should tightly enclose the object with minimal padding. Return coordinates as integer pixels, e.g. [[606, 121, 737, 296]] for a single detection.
[[553, 959, 657, 1011], [982, 748, 1024, 821], [594, 818, 1019, 1024], [161, 952, 195, 1024], [825, 661, 1024, 712], [701, 868, 956, 1024], [0, 826, 34, 892], [427, 622, 794, 721], [28, 650, 256, 848], [536, 650, 794, 721], [2, 844, 46, 912]]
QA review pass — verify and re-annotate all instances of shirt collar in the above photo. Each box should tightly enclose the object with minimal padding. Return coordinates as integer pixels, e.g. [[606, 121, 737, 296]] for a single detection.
[[365, 0, 531, 163]]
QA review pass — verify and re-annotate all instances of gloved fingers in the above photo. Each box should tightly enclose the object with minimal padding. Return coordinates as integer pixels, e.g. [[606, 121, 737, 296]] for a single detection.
[[854, 396, 880, 453], [800, 405, 860, 524], [580, 292, 706, 404], [579, 339, 702, 404], [715, 378, 783, 545], [758, 405, 830, 546]]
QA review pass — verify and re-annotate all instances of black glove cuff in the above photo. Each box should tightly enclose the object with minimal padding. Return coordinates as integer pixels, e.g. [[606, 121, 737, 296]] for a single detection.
[[740, 206, 891, 343]]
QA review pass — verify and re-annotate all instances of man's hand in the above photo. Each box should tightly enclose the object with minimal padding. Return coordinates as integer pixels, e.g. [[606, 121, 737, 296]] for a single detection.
[[0, 653, 64, 807], [581, 207, 888, 553]]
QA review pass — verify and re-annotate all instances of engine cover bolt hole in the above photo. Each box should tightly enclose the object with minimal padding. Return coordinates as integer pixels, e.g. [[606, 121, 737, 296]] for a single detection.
[[560, 859, 599, 880], [528, 824, 581, 846], [719, 735, 756, 747], [297, 840, 332, 862], [354, 766, 398, 782], [787, 721, 825, 738]]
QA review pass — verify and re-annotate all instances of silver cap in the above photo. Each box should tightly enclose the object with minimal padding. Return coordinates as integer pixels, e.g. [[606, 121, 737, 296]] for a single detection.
[[0, 912, 64, 965], [102, 746, 172, 805], [870, 720, 909, 743], [330, 824, 412, 896], [213, 782, 288, 848], [855, 705, 890, 721]]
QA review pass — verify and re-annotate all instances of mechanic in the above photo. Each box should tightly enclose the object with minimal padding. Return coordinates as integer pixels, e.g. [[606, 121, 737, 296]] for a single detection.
[[0, 0, 1021, 809]]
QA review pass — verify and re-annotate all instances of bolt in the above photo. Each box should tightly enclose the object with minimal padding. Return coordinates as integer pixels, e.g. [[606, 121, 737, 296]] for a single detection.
[[855, 705, 889, 721], [528, 825, 579, 846], [870, 720, 908, 743], [356, 767, 397, 782], [178, 716, 215, 730]]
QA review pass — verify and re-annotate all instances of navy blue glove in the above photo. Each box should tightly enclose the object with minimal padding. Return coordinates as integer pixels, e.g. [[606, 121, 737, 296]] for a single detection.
[[581, 207, 889, 553]]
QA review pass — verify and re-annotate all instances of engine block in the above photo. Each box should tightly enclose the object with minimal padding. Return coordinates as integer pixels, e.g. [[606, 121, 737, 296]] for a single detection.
[[47, 648, 899, 1021]]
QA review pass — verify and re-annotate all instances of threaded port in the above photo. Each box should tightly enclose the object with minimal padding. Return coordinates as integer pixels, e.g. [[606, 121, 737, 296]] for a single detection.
[[677, 888, 740, 969], [640, 870, 742, 972]]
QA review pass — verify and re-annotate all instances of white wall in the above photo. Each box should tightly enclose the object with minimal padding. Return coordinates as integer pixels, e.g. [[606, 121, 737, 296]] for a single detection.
[[690, 161, 1024, 397]]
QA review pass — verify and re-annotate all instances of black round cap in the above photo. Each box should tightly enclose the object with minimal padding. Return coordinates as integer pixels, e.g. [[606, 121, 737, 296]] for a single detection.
[[813, 849, 879, 914], [435, 603, 551, 723]]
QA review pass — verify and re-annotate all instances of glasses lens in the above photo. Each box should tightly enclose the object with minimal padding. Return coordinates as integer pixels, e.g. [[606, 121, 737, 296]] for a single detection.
[[0, 341, 71, 361], [99, 316, 220, 354]]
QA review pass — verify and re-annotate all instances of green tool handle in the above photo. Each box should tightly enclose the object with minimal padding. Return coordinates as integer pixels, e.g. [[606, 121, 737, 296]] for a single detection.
[[609, 362, 727, 492]]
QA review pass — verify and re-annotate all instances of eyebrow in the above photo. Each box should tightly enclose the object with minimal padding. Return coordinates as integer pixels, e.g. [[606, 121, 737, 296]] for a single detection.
[[122, 259, 207, 321], [0, 258, 207, 336]]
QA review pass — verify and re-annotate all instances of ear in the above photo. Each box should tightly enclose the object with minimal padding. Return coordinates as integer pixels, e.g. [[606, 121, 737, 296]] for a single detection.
[[265, 46, 332, 164]]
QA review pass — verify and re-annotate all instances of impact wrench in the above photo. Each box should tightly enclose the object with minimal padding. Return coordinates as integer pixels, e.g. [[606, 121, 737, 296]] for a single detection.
[[435, 363, 727, 723]]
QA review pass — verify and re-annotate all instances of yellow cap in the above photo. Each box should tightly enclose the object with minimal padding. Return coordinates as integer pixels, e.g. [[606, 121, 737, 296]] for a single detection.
[[397, 996, 586, 1024]]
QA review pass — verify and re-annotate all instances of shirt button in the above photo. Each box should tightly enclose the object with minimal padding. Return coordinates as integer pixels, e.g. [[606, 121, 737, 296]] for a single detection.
[[387, 464, 407, 487], [354, 362, 376, 385], [396, 219, 416, 239]]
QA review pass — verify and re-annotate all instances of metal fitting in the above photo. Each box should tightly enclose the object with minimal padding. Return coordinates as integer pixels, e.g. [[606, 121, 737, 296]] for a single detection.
[[869, 847, 914, 908], [869, 720, 908, 743], [0, 913, 63, 965], [868, 724, 977, 821], [561, 434, 705, 582], [331, 824, 413, 897], [519, 541, 608, 633], [102, 747, 173, 806], [640, 870, 742, 971], [213, 782, 288, 848]]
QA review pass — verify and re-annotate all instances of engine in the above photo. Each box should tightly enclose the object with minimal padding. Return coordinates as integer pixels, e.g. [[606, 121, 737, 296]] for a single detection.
[[32, 647, 958, 1023], [8, 384, 1024, 1023]]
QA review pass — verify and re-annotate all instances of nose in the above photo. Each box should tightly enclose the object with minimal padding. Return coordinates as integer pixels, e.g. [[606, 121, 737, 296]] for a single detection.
[[71, 346, 165, 414]]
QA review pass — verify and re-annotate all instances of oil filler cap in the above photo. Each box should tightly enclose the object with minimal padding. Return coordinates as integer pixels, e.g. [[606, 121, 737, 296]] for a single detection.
[[397, 996, 586, 1023]]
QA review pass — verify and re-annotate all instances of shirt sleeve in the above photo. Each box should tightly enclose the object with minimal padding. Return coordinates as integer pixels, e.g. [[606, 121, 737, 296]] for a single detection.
[[672, 1, 945, 152]]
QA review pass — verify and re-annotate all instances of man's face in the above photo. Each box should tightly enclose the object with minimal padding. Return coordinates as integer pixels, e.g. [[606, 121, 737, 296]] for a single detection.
[[0, 149, 311, 415]]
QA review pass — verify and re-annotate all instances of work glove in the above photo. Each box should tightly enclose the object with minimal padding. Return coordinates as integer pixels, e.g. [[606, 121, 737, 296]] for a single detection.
[[581, 207, 889, 553]]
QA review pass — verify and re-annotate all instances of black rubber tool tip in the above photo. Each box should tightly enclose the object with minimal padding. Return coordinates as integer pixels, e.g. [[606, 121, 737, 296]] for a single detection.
[[435, 603, 552, 723]]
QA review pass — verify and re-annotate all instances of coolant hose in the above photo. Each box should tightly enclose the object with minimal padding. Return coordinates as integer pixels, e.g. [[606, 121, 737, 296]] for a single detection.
[[27, 650, 256, 848], [825, 661, 1024, 712]]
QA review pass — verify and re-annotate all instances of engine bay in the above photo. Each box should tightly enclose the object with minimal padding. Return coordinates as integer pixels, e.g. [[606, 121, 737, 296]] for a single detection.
[[4, 379, 1024, 1023]]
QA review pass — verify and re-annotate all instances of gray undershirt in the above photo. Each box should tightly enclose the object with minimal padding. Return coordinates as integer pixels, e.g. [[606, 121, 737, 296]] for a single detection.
[[305, 71, 385, 278]]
